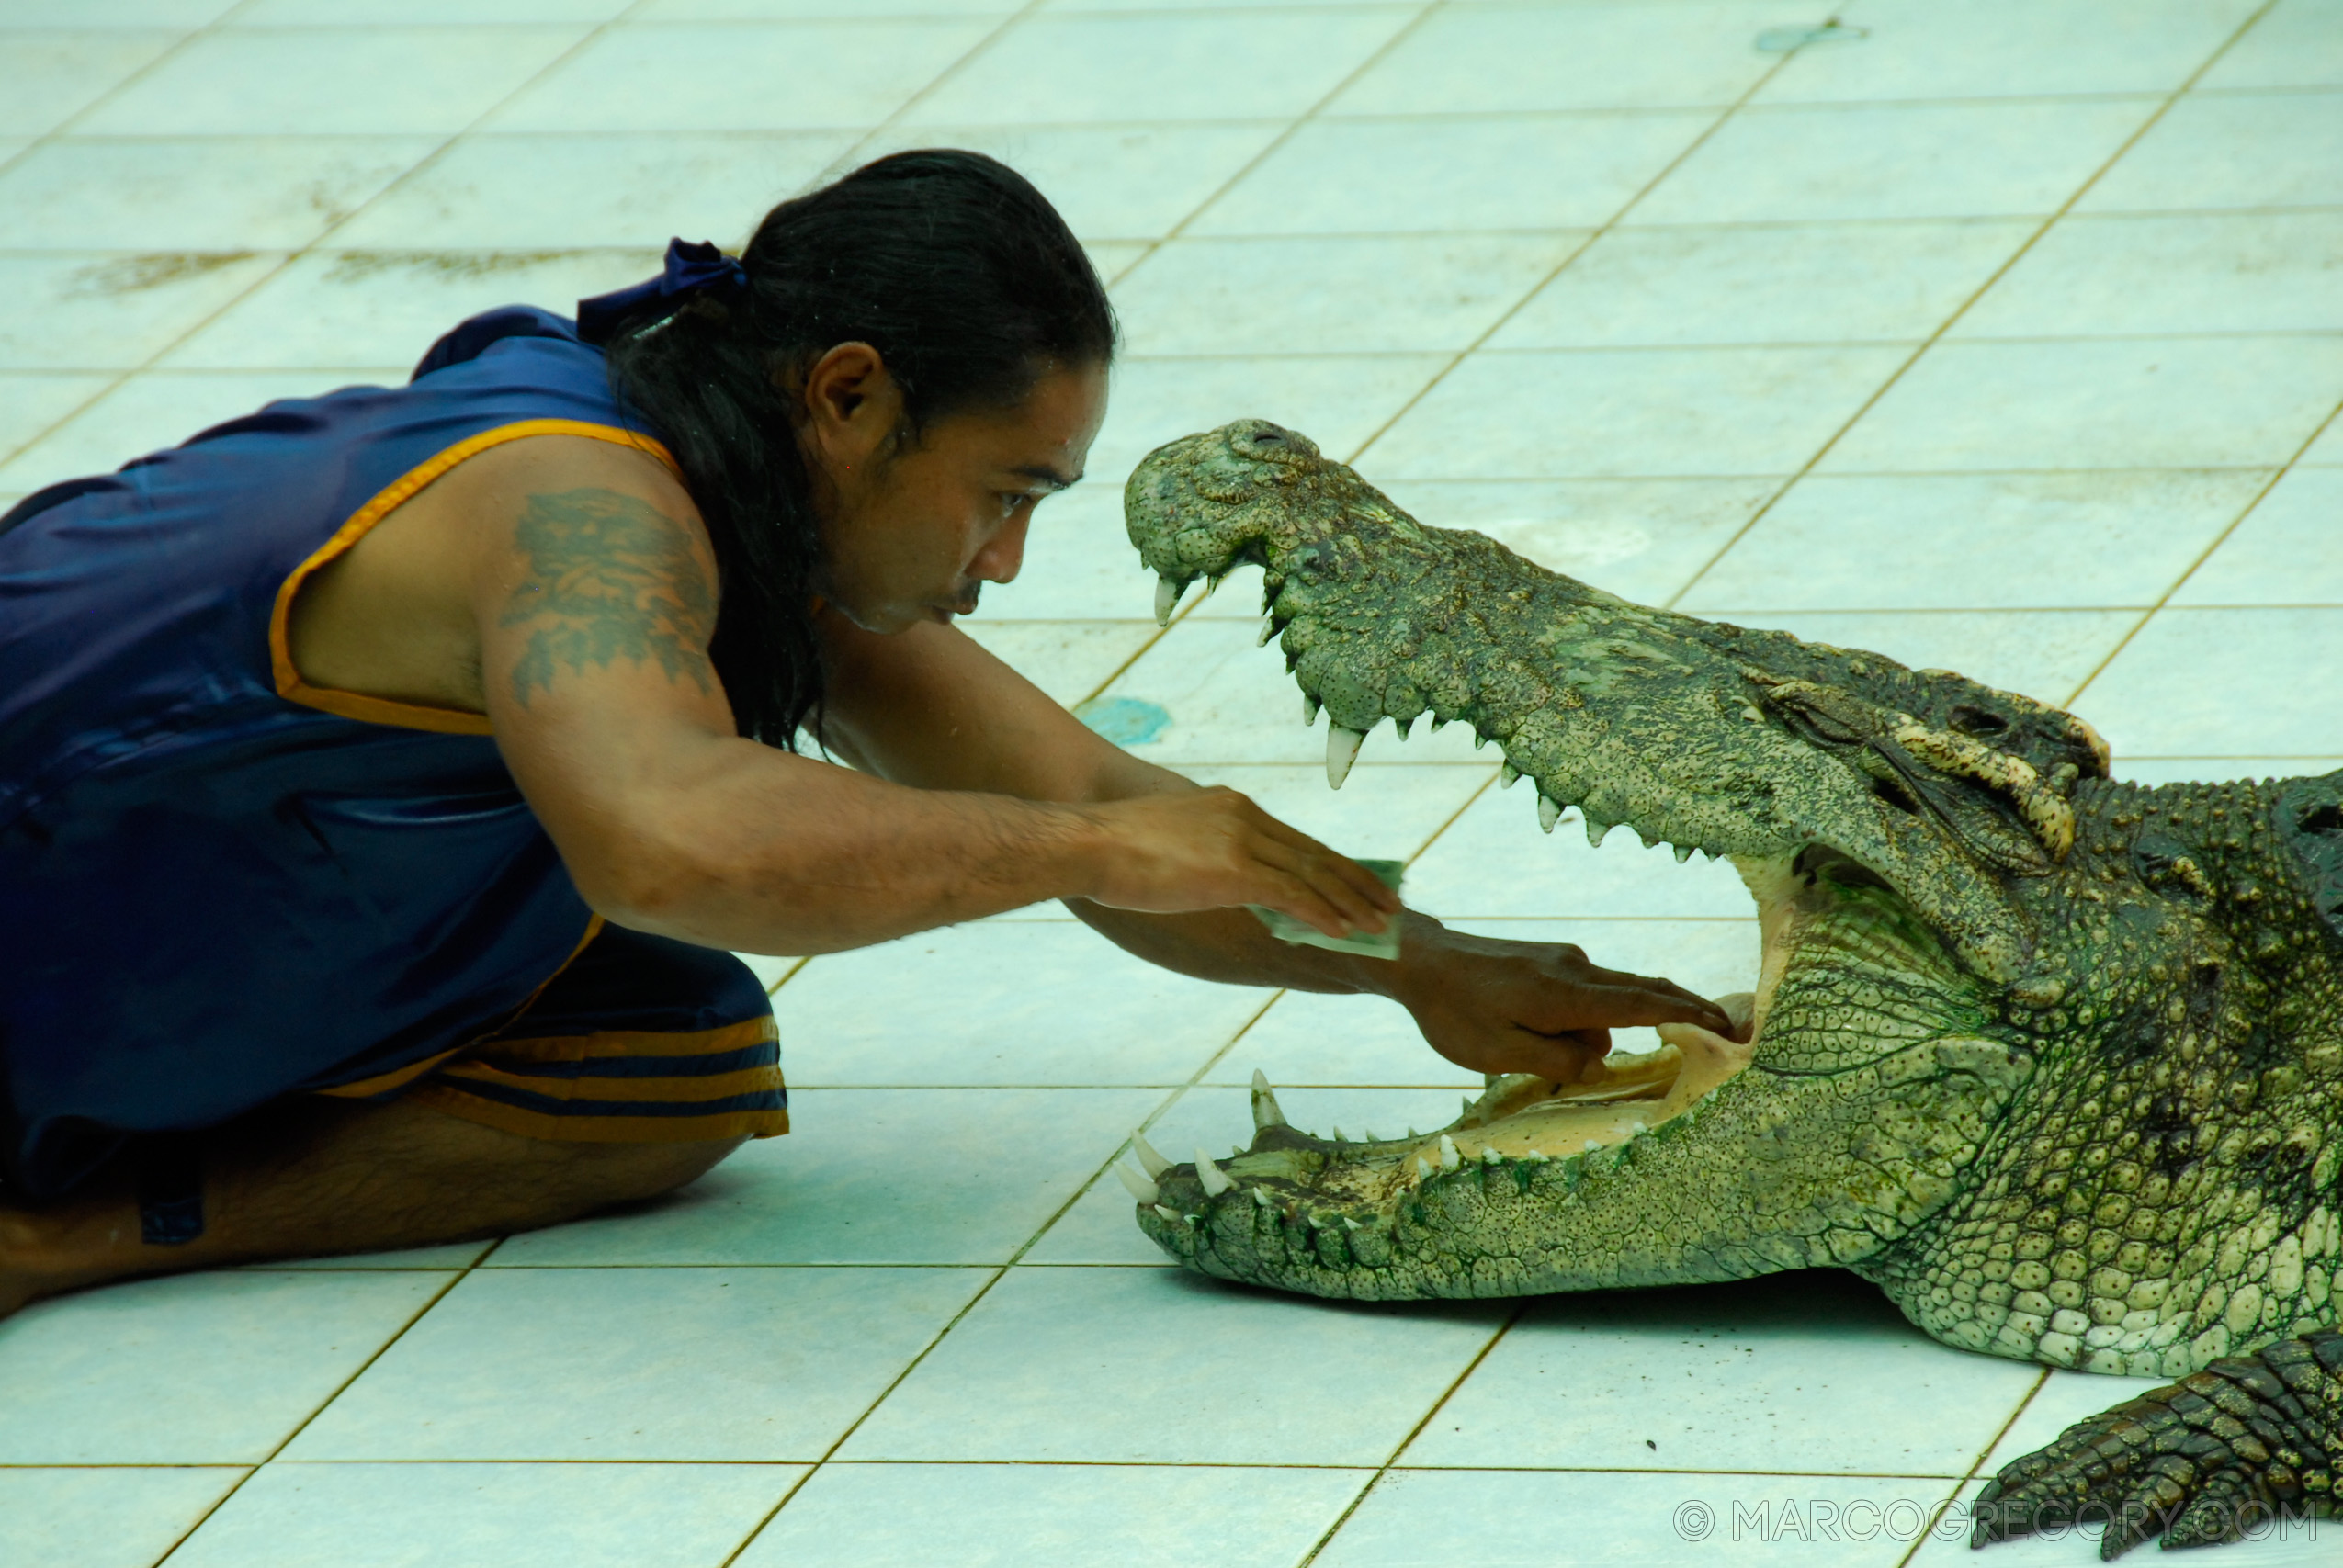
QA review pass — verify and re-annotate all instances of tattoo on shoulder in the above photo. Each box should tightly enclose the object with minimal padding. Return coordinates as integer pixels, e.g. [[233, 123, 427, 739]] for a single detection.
[[500, 488, 719, 707]]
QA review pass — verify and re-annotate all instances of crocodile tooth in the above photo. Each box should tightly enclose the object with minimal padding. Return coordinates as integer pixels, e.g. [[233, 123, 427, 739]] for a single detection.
[[1130, 1130, 1172, 1179], [1202, 572, 1223, 599], [1523, 1148, 1549, 1162], [1361, 1127, 1378, 1142], [1500, 761, 1521, 788], [1583, 1139, 1603, 1152], [1251, 1186, 1276, 1208], [1407, 1127, 1420, 1138], [1481, 1146, 1505, 1166], [1429, 716, 1447, 732], [1585, 816, 1613, 848], [1342, 1217, 1362, 1231], [1250, 1068, 1288, 1130], [1194, 1150, 1233, 1197], [1330, 1124, 1347, 1142], [1114, 1162, 1160, 1205], [1673, 842, 1694, 863], [1326, 724, 1364, 789], [1153, 575, 1184, 626], [1302, 692, 1320, 727], [1439, 1134, 1462, 1171], [1538, 794, 1562, 833], [1394, 716, 1413, 741], [1416, 1156, 1434, 1179], [1153, 1202, 1180, 1221]]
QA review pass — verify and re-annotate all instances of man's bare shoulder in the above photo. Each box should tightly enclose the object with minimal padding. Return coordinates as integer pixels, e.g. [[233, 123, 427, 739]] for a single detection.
[[289, 433, 709, 716], [439, 431, 699, 524]]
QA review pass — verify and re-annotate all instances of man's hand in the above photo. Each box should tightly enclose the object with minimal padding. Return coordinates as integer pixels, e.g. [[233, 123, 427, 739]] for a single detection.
[[1380, 917, 1734, 1084], [1074, 786, 1399, 942]]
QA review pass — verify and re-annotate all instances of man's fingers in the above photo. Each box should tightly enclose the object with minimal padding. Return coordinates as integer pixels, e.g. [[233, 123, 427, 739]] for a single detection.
[[1564, 984, 1732, 1031], [1504, 984, 1729, 1036], [1236, 803, 1399, 919], [1478, 1029, 1608, 1084], [1327, 851, 1401, 915], [1554, 964, 1732, 1028], [1254, 840, 1393, 936], [1252, 865, 1367, 941]]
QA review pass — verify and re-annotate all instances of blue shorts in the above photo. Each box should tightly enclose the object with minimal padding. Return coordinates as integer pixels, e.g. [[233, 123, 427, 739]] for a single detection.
[[319, 920, 788, 1143]]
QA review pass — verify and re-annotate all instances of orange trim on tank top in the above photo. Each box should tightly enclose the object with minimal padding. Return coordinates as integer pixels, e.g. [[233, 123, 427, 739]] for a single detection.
[[268, 418, 678, 735]]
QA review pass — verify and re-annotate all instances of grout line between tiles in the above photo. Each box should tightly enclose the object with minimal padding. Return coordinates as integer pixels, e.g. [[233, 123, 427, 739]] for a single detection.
[[42, 328, 2341, 360], [2062, 395, 2343, 711], [0, 1452, 1996, 1472], [0, 1448, 1989, 1475], [761, 955, 813, 997], [1890, 1366, 2052, 1568], [0, 0, 276, 468], [714, 948, 1313, 1558], [138, 75, 2296, 134], [6, 209, 2343, 260], [709, 1257, 1012, 1566], [997, 2, 1456, 699], [1662, 0, 2290, 615], [0, 0, 656, 472], [1294, 1303, 1527, 1566], [1966, 1367, 2053, 1487], [1119, 329, 2343, 357], [1334, 27, 1817, 472], [145, 1259, 482, 1565], [0, 0, 263, 188], [800, 0, 1056, 209]]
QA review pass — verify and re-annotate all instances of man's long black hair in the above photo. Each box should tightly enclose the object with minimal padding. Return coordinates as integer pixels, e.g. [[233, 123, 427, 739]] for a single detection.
[[600, 150, 1117, 748]]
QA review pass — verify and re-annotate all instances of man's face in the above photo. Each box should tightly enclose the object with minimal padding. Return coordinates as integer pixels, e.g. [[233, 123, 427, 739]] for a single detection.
[[806, 355, 1109, 635]]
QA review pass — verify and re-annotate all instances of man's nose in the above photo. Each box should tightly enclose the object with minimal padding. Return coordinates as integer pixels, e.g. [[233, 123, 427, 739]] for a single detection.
[[969, 512, 1030, 585]]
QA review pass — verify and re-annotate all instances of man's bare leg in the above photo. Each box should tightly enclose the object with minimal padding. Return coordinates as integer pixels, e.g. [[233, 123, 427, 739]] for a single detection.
[[0, 1097, 745, 1318]]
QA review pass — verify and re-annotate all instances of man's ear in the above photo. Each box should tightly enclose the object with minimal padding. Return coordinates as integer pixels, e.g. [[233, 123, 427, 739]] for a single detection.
[[795, 343, 899, 468]]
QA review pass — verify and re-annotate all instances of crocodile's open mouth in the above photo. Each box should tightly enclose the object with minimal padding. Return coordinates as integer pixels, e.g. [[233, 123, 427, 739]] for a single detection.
[[1120, 419, 2055, 1287], [1126, 837, 1960, 1221]]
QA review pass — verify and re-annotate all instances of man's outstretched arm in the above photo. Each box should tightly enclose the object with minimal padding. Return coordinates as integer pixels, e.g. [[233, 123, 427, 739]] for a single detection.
[[816, 606, 1733, 1081], [472, 444, 1393, 955]]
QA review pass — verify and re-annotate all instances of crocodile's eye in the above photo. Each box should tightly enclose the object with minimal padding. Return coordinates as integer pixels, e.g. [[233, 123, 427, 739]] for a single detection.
[[1949, 704, 2009, 738]]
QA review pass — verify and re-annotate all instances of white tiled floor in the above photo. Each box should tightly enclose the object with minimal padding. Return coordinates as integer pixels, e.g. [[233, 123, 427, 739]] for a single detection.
[[3, 1, 2337, 1563]]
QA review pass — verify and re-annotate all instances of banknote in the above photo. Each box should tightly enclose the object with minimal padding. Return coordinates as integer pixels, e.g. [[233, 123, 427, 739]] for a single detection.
[[1249, 857, 1406, 961]]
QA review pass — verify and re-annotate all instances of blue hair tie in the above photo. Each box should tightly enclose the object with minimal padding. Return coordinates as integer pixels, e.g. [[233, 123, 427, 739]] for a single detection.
[[577, 238, 749, 344]]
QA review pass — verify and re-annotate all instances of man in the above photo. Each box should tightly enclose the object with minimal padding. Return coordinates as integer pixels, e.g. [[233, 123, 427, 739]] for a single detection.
[[0, 151, 1727, 1316]]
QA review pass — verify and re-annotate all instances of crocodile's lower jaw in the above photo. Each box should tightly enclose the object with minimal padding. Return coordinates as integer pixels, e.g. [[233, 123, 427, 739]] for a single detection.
[[1129, 842, 1885, 1220]]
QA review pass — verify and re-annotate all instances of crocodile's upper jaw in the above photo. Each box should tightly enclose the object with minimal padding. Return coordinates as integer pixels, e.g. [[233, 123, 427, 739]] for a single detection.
[[1124, 418, 2111, 992]]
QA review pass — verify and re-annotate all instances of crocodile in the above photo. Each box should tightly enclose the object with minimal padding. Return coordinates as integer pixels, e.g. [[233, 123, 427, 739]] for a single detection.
[[1114, 420, 2343, 1559]]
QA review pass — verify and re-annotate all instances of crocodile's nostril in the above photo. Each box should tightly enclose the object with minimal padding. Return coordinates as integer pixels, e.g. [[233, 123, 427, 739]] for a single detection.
[[1251, 431, 1284, 446]]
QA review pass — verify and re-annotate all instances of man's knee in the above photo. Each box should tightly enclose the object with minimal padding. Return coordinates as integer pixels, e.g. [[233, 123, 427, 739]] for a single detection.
[[575, 1134, 748, 1205]]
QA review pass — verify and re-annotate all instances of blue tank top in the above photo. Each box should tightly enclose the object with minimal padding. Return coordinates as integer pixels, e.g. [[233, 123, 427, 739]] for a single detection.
[[0, 307, 673, 1197]]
